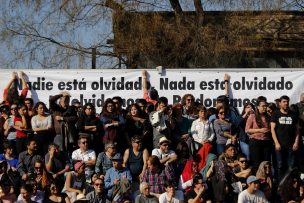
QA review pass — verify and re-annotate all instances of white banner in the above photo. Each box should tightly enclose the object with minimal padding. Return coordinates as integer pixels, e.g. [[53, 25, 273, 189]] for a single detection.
[[0, 69, 303, 112]]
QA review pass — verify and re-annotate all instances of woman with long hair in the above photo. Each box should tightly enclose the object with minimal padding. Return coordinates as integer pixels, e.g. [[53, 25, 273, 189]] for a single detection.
[[100, 99, 125, 152], [28, 159, 53, 191], [169, 103, 192, 149], [77, 103, 102, 153], [3, 103, 18, 148], [245, 99, 271, 172], [237, 102, 255, 160], [31, 102, 53, 155], [213, 107, 237, 155], [256, 161, 273, 201], [14, 104, 32, 154], [124, 104, 147, 144], [45, 182, 71, 203]]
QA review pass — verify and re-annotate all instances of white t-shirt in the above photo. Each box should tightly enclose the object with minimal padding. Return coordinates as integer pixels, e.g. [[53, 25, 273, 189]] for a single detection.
[[238, 189, 269, 203], [159, 190, 184, 203], [152, 148, 176, 160]]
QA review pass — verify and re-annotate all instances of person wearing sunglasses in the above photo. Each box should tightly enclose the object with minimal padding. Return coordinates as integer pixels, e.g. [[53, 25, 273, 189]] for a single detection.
[[28, 159, 53, 191], [72, 135, 96, 183], [3, 103, 18, 147], [86, 178, 107, 203], [232, 153, 252, 191], [238, 176, 268, 203], [152, 137, 177, 166], [122, 135, 149, 193], [45, 182, 71, 203]]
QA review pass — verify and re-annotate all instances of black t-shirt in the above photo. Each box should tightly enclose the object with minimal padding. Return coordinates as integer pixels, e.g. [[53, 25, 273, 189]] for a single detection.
[[185, 189, 210, 203], [271, 110, 298, 147]]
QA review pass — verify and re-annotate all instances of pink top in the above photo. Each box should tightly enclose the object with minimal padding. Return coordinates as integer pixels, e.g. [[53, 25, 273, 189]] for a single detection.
[[245, 114, 270, 140]]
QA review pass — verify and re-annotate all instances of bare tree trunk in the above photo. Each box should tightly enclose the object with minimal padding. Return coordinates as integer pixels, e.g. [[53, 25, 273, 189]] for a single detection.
[[169, 0, 183, 14], [193, 0, 204, 24]]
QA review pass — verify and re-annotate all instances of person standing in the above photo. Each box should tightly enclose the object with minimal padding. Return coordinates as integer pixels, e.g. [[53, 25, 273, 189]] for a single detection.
[[271, 95, 299, 180], [49, 91, 78, 152]]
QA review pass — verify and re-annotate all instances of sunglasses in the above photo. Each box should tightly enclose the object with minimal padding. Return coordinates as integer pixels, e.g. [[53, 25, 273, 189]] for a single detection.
[[187, 99, 194, 101], [35, 167, 42, 169]]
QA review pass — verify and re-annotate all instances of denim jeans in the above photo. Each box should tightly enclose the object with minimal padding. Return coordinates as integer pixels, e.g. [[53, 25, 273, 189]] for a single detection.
[[217, 144, 226, 155], [275, 146, 296, 180], [249, 139, 272, 172], [240, 141, 250, 160]]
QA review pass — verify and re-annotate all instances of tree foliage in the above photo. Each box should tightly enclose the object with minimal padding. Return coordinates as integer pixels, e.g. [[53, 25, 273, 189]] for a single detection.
[[0, 0, 302, 69]]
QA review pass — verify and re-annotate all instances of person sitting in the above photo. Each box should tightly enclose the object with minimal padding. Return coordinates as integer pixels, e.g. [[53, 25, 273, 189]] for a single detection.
[[0, 180, 17, 203], [86, 178, 107, 203], [72, 135, 96, 183], [44, 182, 70, 203], [178, 160, 199, 192], [17, 184, 38, 203], [0, 142, 18, 171], [17, 139, 43, 182], [95, 142, 121, 177], [62, 161, 86, 203], [17, 180, 45, 203], [123, 135, 149, 192], [238, 175, 268, 203], [232, 153, 252, 191], [135, 182, 159, 203], [185, 174, 212, 203], [256, 161, 273, 201], [159, 180, 184, 203], [151, 137, 177, 165], [142, 155, 175, 198], [104, 154, 132, 202], [45, 143, 71, 189], [28, 159, 53, 191], [219, 144, 238, 172]]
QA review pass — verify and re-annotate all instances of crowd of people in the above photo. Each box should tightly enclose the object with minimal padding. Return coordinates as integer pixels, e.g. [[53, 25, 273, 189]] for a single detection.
[[0, 71, 303, 203]]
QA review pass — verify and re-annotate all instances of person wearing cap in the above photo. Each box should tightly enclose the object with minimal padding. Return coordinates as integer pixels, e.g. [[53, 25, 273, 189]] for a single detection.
[[238, 175, 268, 203], [63, 161, 86, 203], [49, 91, 78, 152], [95, 142, 121, 176], [104, 153, 132, 201], [152, 137, 177, 165], [72, 135, 96, 183]]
